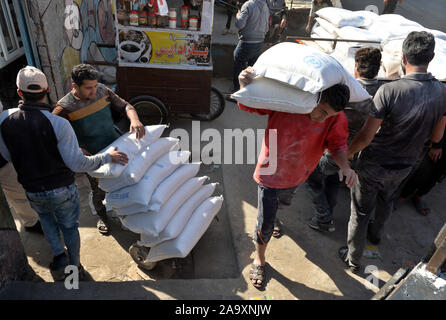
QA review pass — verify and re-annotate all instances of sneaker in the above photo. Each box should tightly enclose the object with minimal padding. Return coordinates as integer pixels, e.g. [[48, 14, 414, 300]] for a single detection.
[[308, 217, 335, 232], [24, 221, 44, 235], [338, 246, 360, 273]]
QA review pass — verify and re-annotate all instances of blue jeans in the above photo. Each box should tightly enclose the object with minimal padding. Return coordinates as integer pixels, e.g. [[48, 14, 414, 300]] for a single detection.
[[233, 41, 264, 91], [306, 154, 341, 223], [254, 184, 299, 245], [26, 183, 81, 266]]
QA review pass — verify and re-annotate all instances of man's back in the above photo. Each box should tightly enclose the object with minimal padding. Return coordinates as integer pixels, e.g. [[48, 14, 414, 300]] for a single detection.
[[235, 0, 270, 42], [362, 73, 446, 166]]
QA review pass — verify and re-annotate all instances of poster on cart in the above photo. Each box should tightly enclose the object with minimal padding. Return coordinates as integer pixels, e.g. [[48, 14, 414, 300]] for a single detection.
[[118, 29, 211, 67]]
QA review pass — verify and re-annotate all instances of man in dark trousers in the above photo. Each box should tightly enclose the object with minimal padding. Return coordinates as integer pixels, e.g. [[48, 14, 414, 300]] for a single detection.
[[340, 31, 446, 272], [306, 47, 383, 233], [0, 66, 128, 279], [238, 67, 357, 288]]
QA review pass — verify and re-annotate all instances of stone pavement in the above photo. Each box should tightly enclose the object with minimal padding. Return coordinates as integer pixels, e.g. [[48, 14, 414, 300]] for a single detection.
[[1, 77, 445, 300]]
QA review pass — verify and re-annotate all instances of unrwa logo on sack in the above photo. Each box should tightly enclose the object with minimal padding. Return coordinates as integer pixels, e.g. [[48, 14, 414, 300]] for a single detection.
[[304, 55, 323, 69]]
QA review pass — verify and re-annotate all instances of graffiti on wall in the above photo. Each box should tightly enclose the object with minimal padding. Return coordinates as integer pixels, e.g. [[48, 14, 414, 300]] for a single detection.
[[61, 0, 116, 93]]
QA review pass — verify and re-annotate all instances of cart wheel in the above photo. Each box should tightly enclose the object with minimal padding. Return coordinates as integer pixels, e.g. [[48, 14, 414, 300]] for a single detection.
[[190, 87, 225, 121], [129, 243, 157, 271], [128, 95, 168, 125]]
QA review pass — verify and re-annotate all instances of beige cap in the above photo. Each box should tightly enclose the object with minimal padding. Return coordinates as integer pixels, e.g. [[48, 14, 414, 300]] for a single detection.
[[16, 66, 49, 93]]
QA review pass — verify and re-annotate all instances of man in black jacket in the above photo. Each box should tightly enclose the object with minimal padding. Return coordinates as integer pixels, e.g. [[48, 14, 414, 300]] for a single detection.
[[0, 66, 128, 280]]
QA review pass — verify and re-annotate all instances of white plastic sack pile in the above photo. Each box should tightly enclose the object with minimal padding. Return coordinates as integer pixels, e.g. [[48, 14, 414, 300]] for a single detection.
[[315, 17, 339, 37], [230, 76, 319, 114], [145, 196, 224, 262], [428, 38, 446, 80], [89, 125, 167, 179], [315, 7, 376, 28], [98, 137, 179, 192], [121, 176, 209, 236], [139, 183, 218, 247], [312, 25, 335, 54], [148, 162, 202, 212], [104, 150, 190, 211], [335, 26, 382, 44], [251, 42, 371, 102]]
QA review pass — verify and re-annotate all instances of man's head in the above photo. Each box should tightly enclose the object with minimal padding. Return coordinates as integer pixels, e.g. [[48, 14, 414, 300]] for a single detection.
[[354, 47, 382, 79], [402, 31, 435, 70], [16, 66, 49, 102], [71, 64, 100, 100], [309, 83, 350, 122]]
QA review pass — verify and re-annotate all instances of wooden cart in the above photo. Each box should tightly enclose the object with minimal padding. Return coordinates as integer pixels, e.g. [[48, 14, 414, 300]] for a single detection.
[[112, 0, 224, 126]]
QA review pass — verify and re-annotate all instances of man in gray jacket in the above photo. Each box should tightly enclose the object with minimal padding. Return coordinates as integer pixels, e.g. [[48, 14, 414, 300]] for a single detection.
[[232, 0, 269, 93], [0, 66, 128, 280]]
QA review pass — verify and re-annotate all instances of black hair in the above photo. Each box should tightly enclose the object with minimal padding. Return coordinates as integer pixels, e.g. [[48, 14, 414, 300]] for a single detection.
[[21, 84, 48, 102], [71, 64, 100, 87], [402, 31, 435, 66], [320, 83, 350, 112], [355, 47, 382, 79]]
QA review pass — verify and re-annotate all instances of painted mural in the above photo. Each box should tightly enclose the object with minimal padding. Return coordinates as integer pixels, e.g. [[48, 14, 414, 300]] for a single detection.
[[61, 0, 116, 93]]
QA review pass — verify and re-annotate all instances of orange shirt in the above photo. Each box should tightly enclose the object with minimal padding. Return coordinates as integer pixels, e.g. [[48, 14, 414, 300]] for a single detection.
[[239, 103, 348, 189]]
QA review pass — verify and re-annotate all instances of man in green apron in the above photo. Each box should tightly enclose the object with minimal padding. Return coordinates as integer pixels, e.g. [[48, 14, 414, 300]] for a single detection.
[[53, 64, 145, 235]]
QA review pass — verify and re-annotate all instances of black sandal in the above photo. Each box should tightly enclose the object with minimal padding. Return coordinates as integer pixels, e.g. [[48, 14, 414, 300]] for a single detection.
[[272, 218, 282, 238], [249, 264, 265, 288]]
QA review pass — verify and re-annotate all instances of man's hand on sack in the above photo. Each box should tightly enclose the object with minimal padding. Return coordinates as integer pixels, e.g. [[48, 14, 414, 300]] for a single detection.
[[238, 67, 256, 89], [130, 119, 146, 139], [338, 167, 357, 189], [109, 147, 129, 166]]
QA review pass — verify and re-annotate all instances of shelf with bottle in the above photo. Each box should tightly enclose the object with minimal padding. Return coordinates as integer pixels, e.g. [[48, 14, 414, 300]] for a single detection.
[[116, 24, 206, 35]]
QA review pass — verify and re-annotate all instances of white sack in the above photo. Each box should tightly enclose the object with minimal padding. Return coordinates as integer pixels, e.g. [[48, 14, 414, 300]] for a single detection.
[[230, 76, 319, 114], [98, 137, 179, 192], [312, 25, 335, 53], [146, 196, 224, 262], [139, 183, 218, 247], [381, 39, 404, 78], [368, 23, 424, 42], [335, 26, 382, 43], [148, 162, 202, 212], [88, 125, 167, 179], [315, 7, 373, 28], [315, 17, 339, 37], [104, 151, 190, 209], [373, 14, 422, 29], [121, 176, 209, 236], [428, 38, 446, 80], [253, 42, 371, 102]]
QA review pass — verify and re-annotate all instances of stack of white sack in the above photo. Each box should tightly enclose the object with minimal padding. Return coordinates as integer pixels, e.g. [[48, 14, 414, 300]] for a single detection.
[[230, 42, 371, 113], [311, 25, 336, 54], [89, 125, 168, 179], [91, 125, 224, 262], [315, 7, 377, 29], [381, 37, 446, 81]]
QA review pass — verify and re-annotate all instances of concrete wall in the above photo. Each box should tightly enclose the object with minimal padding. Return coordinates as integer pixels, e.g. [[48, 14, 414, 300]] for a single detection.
[[27, 0, 116, 103]]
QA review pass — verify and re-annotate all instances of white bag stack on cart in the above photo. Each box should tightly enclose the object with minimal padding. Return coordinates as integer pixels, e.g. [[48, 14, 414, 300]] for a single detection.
[[311, 25, 336, 54], [91, 124, 224, 264], [104, 150, 191, 211], [145, 196, 224, 262], [88, 125, 167, 179]]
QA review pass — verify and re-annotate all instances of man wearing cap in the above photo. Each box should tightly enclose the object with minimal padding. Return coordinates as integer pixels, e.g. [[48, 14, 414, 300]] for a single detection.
[[0, 66, 129, 279], [53, 64, 145, 235], [0, 100, 43, 234]]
